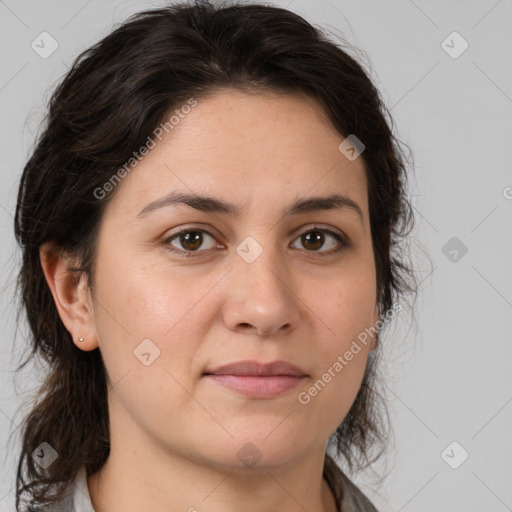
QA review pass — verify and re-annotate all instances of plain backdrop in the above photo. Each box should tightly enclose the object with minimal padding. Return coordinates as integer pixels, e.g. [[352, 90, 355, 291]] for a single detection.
[[1, 1, 511, 511]]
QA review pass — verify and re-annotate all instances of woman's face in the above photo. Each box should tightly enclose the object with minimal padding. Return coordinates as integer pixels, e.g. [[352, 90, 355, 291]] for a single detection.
[[84, 89, 379, 470]]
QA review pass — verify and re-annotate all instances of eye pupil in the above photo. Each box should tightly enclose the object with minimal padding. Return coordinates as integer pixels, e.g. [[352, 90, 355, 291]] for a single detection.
[[181, 231, 202, 250], [302, 231, 324, 251]]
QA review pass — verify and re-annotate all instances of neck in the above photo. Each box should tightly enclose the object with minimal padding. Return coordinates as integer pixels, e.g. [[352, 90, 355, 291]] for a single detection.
[[87, 431, 337, 512]]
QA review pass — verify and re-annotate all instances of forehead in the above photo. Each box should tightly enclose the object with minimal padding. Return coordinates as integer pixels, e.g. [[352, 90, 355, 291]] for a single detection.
[[104, 89, 369, 220]]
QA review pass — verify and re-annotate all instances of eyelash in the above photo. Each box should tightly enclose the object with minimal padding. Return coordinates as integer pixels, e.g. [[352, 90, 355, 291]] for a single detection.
[[162, 225, 349, 258]]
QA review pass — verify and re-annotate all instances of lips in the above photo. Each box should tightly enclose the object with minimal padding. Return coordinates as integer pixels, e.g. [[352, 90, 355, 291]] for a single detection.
[[203, 360, 307, 399], [204, 360, 306, 377]]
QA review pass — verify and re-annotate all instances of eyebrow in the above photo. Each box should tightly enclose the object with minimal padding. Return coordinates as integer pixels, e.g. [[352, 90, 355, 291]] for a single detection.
[[137, 192, 364, 223]]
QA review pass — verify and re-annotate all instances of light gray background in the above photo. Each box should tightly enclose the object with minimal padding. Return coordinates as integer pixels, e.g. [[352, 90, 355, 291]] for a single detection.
[[1, 1, 511, 511]]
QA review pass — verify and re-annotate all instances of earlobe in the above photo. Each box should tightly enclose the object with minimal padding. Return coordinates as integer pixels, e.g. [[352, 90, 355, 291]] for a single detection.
[[39, 242, 98, 352]]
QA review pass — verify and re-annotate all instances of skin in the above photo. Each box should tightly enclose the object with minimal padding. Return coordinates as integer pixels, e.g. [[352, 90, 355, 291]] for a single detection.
[[41, 89, 379, 512]]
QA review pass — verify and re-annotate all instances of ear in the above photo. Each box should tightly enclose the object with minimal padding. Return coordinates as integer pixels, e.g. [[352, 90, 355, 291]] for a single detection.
[[369, 304, 380, 352], [39, 241, 98, 352]]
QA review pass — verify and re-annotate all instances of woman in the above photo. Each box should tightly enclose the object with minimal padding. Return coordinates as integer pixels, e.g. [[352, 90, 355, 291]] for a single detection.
[[13, 1, 416, 510]]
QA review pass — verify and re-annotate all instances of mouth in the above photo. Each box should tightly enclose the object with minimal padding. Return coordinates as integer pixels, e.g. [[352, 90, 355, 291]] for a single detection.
[[203, 360, 307, 399]]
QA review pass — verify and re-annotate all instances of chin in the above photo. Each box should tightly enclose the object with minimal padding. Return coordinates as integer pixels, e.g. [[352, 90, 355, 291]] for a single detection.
[[205, 430, 314, 472]]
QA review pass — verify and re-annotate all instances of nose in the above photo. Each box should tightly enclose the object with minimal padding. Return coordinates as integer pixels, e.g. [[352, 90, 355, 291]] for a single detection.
[[221, 246, 302, 337]]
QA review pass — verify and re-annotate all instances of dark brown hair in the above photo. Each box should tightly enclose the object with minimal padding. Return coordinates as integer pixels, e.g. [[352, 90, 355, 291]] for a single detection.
[[12, 1, 417, 509]]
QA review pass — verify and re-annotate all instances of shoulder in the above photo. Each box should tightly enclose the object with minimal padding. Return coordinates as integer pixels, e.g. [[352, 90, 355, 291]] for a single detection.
[[323, 454, 380, 512]]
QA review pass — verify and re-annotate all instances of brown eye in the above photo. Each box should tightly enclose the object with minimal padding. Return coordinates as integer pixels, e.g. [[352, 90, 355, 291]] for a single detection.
[[165, 229, 218, 254], [301, 231, 324, 251], [291, 228, 348, 253], [178, 231, 203, 251]]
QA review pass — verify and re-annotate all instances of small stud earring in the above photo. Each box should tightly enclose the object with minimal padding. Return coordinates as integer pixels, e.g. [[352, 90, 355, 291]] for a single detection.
[[78, 337, 85, 343]]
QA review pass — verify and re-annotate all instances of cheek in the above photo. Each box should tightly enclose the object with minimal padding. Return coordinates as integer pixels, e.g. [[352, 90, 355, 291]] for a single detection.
[[90, 251, 210, 428], [298, 263, 376, 424], [91, 245, 217, 374], [314, 263, 377, 352], [300, 330, 371, 438]]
